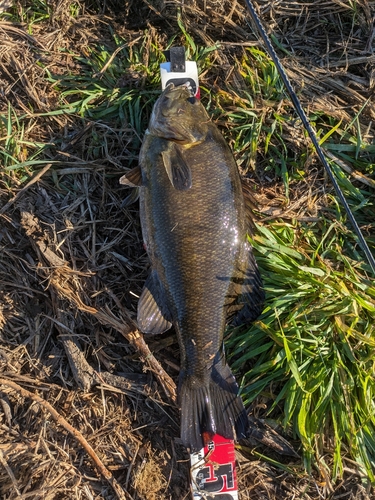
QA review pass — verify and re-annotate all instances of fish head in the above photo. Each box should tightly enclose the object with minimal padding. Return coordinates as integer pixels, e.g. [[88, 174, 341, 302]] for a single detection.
[[148, 83, 209, 144]]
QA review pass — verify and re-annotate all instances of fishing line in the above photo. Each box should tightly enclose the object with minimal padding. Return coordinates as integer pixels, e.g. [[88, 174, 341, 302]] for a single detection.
[[244, 0, 375, 276]]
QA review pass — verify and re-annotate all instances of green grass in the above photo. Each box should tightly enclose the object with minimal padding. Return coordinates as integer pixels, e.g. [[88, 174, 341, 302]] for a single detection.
[[42, 28, 218, 130], [229, 220, 375, 481], [1, 16, 221, 174], [0, 102, 54, 183]]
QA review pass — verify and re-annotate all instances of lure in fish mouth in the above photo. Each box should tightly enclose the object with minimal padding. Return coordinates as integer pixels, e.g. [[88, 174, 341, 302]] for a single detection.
[[120, 84, 264, 451]]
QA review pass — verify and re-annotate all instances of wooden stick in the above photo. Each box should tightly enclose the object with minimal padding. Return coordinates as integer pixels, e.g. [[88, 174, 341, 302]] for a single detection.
[[0, 448, 22, 497], [0, 163, 53, 215], [0, 378, 133, 500]]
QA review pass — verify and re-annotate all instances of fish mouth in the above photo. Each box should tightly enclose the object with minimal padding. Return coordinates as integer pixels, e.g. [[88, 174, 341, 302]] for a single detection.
[[148, 82, 201, 142], [147, 72, 211, 144], [151, 82, 193, 122], [161, 83, 194, 112], [164, 81, 194, 97]]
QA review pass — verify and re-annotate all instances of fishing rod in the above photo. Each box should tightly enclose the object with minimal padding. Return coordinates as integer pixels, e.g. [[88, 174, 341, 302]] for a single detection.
[[244, 0, 375, 276]]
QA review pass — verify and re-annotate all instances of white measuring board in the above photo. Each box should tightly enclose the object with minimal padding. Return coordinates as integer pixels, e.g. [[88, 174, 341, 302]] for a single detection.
[[160, 60, 200, 97]]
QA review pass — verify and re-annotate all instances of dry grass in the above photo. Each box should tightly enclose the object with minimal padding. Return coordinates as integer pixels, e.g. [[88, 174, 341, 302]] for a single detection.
[[0, 0, 375, 498]]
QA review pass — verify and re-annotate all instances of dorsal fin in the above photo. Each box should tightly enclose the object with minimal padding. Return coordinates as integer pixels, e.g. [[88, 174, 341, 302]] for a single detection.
[[241, 179, 258, 232]]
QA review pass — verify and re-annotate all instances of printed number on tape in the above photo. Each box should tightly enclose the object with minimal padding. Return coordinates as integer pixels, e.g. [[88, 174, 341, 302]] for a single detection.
[[190, 435, 239, 500]]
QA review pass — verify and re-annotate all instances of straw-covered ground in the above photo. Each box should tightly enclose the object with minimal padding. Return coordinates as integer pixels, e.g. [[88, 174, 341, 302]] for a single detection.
[[1, 0, 375, 499]]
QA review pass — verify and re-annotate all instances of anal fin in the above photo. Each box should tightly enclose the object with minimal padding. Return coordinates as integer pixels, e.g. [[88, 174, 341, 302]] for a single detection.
[[137, 270, 172, 334]]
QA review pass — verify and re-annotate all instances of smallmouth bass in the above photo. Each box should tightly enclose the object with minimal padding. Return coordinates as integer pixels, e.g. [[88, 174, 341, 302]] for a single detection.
[[120, 84, 264, 451]]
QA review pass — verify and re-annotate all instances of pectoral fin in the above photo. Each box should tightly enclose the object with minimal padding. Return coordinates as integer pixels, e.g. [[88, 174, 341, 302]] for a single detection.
[[119, 166, 143, 187], [161, 144, 192, 191], [137, 271, 172, 334]]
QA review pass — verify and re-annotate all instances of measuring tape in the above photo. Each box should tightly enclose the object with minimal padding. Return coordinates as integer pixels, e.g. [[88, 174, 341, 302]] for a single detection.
[[190, 436, 239, 499], [159, 48, 239, 500], [160, 47, 200, 97]]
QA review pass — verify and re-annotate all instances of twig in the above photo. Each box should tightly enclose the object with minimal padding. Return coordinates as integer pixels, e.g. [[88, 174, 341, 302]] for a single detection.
[[0, 448, 22, 497], [94, 309, 177, 402], [0, 163, 53, 215], [124, 443, 140, 491], [0, 377, 133, 500], [94, 311, 177, 401], [141, 0, 163, 17], [323, 149, 375, 188], [94, 44, 127, 78], [328, 54, 375, 68]]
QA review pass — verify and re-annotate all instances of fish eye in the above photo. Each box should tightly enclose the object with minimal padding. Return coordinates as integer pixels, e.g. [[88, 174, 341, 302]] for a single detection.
[[187, 96, 197, 104]]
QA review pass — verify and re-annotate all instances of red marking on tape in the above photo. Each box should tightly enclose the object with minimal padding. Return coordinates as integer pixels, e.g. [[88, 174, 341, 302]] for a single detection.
[[190, 434, 238, 499]]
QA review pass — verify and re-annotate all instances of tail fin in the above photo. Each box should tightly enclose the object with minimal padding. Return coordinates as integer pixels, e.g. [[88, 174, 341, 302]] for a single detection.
[[179, 362, 248, 452]]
